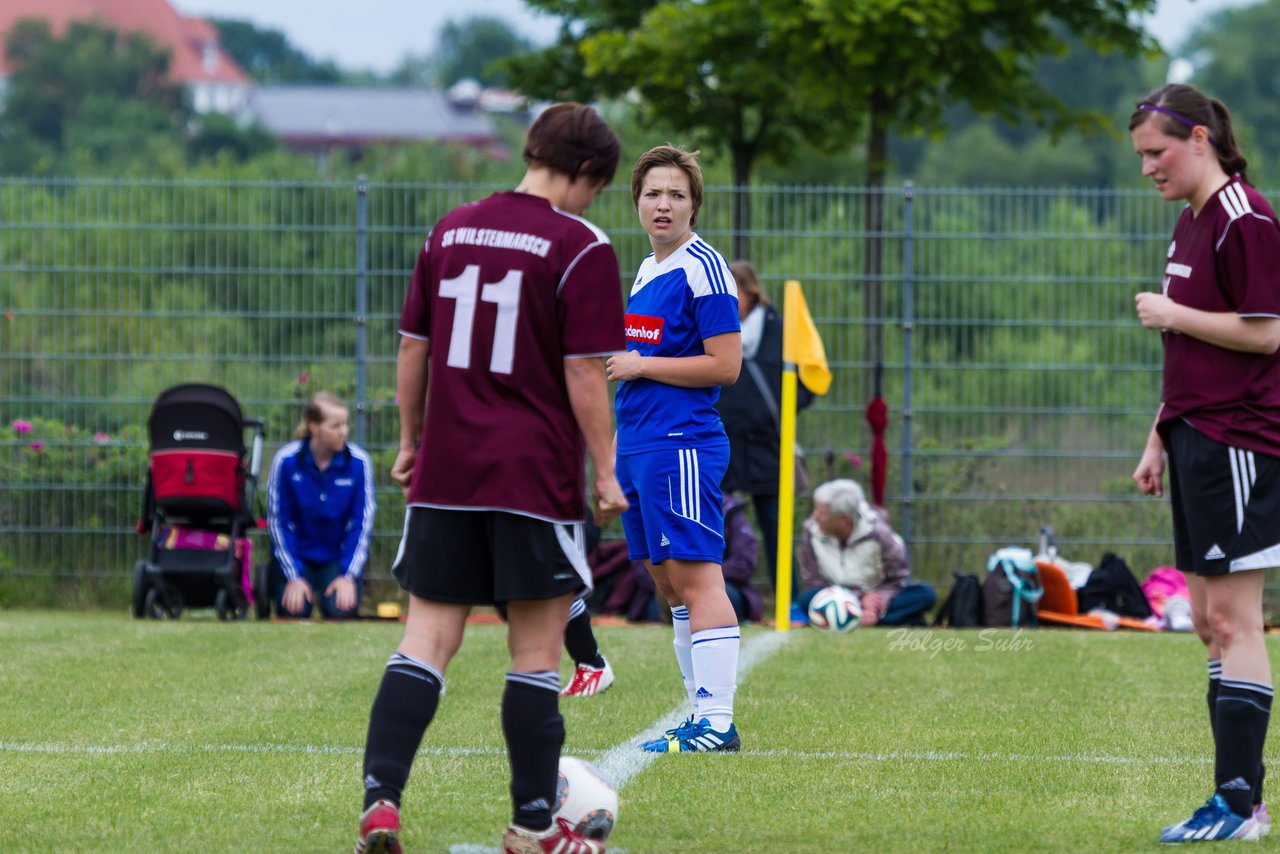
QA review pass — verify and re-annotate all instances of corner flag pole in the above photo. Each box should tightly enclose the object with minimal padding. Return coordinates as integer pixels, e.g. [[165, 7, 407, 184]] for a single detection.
[[775, 280, 832, 632], [774, 354, 800, 632]]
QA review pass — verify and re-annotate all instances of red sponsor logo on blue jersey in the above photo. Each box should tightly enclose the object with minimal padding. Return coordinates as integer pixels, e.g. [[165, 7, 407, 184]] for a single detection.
[[625, 314, 664, 344]]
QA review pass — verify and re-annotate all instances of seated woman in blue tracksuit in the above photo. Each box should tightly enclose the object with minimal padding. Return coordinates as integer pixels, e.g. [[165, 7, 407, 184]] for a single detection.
[[267, 392, 376, 619]]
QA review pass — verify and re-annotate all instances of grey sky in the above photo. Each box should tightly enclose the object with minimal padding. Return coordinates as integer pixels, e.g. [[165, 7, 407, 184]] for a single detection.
[[172, 0, 1257, 76]]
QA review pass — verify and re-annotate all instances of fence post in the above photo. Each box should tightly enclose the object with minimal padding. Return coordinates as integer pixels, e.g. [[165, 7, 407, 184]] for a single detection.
[[355, 175, 369, 448], [900, 181, 915, 554]]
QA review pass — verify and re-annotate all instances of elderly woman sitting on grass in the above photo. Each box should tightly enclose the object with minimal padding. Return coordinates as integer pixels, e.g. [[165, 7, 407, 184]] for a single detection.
[[796, 478, 935, 626]]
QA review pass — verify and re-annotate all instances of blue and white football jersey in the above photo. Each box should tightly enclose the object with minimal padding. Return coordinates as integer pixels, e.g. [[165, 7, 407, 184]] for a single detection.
[[615, 235, 740, 453]]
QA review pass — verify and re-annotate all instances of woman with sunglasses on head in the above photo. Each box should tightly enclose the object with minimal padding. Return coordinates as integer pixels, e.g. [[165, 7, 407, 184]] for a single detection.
[[1130, 83, 1280, 844]]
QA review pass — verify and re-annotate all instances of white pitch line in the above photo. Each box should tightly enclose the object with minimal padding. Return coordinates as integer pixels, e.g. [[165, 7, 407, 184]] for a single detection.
[[0, 741, 505, 758], [0, 742, 1214, 767], [735, 748, 1212, 766]]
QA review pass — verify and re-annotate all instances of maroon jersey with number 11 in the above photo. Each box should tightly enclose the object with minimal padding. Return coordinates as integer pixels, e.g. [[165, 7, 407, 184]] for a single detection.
[[398, 191, 625, 522]]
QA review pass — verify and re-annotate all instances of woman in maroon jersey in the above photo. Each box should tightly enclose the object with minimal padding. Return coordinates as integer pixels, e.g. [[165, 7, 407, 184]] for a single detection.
[[355, 103, 627, 854], [1131, 83, 1280, 843]]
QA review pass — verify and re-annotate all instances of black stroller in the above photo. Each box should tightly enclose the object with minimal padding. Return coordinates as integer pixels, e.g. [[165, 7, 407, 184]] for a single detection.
[[132, 383, 265, 621]]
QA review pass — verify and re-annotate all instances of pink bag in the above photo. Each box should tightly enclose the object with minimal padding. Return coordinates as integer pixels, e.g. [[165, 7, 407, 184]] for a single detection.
[[1141, 567, 1189, 619]]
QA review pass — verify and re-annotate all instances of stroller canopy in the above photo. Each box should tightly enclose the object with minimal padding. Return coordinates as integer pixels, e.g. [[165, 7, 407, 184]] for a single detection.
[[148, 383, 246, 456]]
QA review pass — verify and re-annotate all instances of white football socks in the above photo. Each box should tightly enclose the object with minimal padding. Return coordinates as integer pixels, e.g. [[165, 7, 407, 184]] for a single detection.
[[670, 606, 697, 712], [690, 625, 739, 731]]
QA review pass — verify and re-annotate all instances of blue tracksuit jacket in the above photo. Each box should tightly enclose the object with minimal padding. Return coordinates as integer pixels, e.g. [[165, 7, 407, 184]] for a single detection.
[[267, 439, 376, 581]]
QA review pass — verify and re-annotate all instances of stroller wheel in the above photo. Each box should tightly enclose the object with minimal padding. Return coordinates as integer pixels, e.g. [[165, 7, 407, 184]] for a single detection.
[[131, 561, 149, 619], [144, 584, 183, 620], [216, 587, 250, 622]]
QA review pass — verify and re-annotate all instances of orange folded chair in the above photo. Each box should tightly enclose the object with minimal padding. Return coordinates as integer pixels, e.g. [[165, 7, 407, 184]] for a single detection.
[[1035, 560, 1157, 631]]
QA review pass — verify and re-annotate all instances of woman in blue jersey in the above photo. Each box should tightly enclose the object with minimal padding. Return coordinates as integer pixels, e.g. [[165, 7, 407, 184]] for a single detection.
[[606, 145, 744, 753], [266, 391, 376, 619], [1130, 84, 1280, 843]]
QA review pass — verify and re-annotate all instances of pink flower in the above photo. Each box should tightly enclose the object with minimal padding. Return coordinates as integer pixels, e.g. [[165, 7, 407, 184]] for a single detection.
[[394, 394, 401, 405], [848, 454, 863, 469], [297, 373, 310, 385], [12, 419, 32, 434], [29, 441, 43, 452], [93, 432, 111, 445]]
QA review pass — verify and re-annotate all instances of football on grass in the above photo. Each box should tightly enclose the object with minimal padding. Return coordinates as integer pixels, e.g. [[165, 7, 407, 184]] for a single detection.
[[553, 756, 618, 840], [807, 585, 863, 632]]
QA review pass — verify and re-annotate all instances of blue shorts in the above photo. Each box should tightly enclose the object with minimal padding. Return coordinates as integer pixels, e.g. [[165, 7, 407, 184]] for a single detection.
[[617, 444, 728, 564]]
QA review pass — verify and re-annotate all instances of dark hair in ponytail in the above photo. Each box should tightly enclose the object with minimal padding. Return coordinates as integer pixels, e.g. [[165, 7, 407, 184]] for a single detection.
[[1129, 83, 1249, 185]]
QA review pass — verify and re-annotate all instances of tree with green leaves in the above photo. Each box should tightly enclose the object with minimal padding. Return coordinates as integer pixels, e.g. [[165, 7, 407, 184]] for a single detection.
[[207, 17, 343, 83], [0, 18, 189, 174], [186, 113, 278, 164], [508, 0, 1157, 384], [507, 0, 843, 258], [435, 16, 532, 88], [1183, 0, 1280, 182], [786, 1, 1156, 373]]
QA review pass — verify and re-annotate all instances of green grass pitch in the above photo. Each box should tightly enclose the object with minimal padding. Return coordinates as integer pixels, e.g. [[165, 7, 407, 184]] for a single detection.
[[1, 611, 1274, 853]]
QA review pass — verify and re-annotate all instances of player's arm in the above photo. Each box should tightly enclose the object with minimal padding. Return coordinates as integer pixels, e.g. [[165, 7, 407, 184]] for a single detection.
[[606, 331, 742, 388], [391, 335, 430, 493], [564, 355, 627, 523], [266, 449, 303, 583], [1135, 293, 1280, 353], [339, 454, 375, 579], [1133, 405, 1166, 497]]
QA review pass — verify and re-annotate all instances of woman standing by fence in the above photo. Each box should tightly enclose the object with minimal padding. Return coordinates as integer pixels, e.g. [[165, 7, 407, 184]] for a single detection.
[[1130, 82, 1280, 843]]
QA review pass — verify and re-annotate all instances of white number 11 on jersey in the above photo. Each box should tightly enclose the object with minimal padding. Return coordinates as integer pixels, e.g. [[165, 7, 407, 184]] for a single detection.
[[438, 265, 523, 374]]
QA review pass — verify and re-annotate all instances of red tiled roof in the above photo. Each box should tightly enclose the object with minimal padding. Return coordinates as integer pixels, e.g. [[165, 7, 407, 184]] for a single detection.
[[0, 0, 248, 84]]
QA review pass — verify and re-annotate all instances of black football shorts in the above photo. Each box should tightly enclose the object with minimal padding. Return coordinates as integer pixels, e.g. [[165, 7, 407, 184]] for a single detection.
[[1166, 419, 1280, 576], [391, 506, 591, 603]]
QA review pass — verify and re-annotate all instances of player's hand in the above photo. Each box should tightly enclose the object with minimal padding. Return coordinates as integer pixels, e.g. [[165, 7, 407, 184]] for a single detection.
[[592, 473, 628, 524], [390, 448, 416, 497], [326, 575, 357, 612], [1135, 292, 1178, 331], [605, 351, 643, 383], [1133, 445, 1165, 497], [282, 578, 313, 615], [860, 590, 882, 626]]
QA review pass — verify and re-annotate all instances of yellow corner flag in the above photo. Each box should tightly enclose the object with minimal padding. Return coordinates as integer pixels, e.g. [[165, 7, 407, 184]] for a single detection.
[[782, 280, 832, 395], [775, 280, 830, 631]]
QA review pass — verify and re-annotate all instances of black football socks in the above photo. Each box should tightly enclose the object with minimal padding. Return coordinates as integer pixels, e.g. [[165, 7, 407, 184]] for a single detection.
[[1215, 678, 1273, 817], [564, 602, 605, 668], [503, 671, 564, 831], [362, 651, 444, 810]]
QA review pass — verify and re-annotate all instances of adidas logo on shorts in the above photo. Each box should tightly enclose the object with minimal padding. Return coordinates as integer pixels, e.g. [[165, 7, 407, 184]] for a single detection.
[[659, 533, 670, 547], [1204, 544, 1227, 560]]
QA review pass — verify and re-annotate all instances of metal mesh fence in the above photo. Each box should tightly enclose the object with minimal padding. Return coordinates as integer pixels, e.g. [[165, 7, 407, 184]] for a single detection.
[[0, 177, 1187, 596]]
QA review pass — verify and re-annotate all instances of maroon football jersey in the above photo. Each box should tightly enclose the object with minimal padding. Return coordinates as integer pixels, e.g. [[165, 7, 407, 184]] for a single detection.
[[1157, 176, 1280, 456], [398, 191, 625, 521]]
